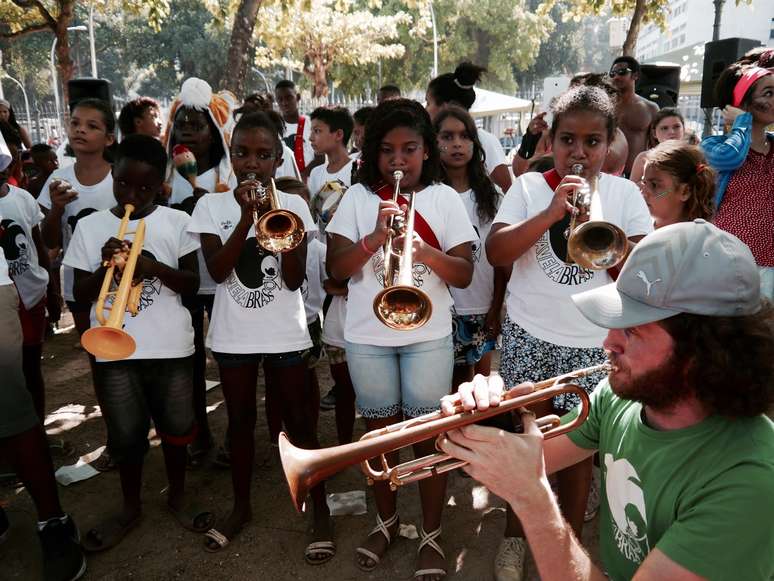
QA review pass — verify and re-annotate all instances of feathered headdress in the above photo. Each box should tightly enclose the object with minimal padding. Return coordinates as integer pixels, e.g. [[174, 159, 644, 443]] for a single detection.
[[164, 77, 236, 192]]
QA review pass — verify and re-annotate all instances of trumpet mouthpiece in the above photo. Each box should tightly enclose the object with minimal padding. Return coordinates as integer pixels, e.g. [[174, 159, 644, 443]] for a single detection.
[[393, 170, 404, 181], [571, 164, 584, 175]]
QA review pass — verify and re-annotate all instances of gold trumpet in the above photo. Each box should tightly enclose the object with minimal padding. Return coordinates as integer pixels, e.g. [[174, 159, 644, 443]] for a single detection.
[[81, 205, 145, 360], [372, 170, 432, 330], [565, 163, 628, 270], [246, 174, 305, 253], [278, 363, 609, 511]]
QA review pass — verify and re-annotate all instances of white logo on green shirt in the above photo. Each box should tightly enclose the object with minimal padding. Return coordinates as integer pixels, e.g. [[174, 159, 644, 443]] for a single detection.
[[605, 454, 651, 564]]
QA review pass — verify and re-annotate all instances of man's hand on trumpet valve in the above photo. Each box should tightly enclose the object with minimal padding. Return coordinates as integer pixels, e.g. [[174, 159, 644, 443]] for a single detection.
[[234, 178, 263, 222], [438, 377, 550, 510]]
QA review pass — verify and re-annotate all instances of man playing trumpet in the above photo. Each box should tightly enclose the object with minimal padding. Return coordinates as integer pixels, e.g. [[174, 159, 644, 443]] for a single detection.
[[439, 220, 774, 581]]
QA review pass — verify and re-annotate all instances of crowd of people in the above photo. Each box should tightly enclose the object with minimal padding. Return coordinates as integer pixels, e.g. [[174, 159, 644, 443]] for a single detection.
[[0, 49, 772, 581]]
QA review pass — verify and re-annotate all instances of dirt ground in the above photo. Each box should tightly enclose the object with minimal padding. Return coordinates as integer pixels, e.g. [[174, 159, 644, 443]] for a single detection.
[[1, 312, 599, 581]]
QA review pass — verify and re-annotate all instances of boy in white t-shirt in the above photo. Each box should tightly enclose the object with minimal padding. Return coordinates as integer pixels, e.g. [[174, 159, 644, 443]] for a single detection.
[[308, 106, 355, 235], [188, 112, 331, 562], [0, 122, 50, 422], [275, 79, 323, 180], [63, 135, 212, 552]]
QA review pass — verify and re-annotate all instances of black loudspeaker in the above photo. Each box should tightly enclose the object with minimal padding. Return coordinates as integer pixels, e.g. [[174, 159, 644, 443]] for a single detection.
[[635, 65, 681, 108], [67, 78, 112, 112], [700, 38, 761, 108]]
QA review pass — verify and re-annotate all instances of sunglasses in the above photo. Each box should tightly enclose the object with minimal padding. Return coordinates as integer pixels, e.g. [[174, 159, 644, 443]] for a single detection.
[[609, 68, 633, 77]]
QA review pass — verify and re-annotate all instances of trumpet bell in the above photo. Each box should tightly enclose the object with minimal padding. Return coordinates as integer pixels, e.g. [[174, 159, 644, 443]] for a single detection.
[[373, 285, 432, 330], [568, 220, 628, 270], [81, 326, 137, 360], [256, 209, 305, 253]]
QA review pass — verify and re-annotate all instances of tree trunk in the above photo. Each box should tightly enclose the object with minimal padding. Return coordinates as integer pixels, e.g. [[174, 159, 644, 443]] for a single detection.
[[221, 0, 263, 98], [54, 0, 76, 107], [310, 53, 329, 98], [621, 0, 647, 56]]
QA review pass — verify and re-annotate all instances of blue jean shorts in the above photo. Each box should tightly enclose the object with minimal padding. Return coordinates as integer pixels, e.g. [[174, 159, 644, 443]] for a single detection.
[[345, 334, 454, 419]]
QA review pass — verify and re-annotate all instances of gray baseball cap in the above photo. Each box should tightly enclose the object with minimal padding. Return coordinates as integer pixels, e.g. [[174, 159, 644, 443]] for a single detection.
[[572, 219, 761, 329]]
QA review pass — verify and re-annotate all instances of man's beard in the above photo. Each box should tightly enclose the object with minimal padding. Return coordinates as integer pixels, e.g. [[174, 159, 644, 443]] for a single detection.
[[608, 352, 689, 410]]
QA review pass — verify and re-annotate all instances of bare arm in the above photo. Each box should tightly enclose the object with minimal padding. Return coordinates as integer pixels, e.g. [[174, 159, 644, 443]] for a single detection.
[[414, 241, 473, 289], [279, 238, 306, 291], [32, 226, 50, 271], [489, 165, 512, 193], [137, 250, 199, 296], [629, 151, 648, 184]]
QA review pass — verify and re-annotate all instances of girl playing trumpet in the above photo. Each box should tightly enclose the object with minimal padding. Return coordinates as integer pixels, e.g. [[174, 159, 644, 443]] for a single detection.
[[326, 99, 476, 580]]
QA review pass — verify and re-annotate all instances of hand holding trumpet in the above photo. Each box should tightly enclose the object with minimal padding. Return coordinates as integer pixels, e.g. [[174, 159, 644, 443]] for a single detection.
[[438, 376, 550, 508]]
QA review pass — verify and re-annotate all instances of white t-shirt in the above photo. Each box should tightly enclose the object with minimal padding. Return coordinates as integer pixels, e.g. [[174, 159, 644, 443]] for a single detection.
[[320, 247, 347, 348], [170, 167, 237, 296], [282, 116, 315, 170], [308, 159, 354, 234], [0, 246, 11, 286], [187, 189, 317, 353], [38, 164, 114, 302], [326, 182, 477, 347], [478, 128, 507, 177], [62, 206, 199, 361], [308, 160, 354, 201], [495, 172, 653, 348], [0, 186, 49, 308], [302, 237, 326, 324], [276, 144, 301, 180], [449, 188, 501, 315]]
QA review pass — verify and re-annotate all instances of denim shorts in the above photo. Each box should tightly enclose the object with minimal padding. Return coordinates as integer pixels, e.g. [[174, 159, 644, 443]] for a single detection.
[[94, 356, 195, 463], [212, 349, 306, 369], [345, 334, 453, 419]]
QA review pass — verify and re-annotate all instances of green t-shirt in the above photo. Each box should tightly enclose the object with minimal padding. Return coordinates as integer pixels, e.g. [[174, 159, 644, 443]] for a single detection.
[[566, 379, 774, 581]]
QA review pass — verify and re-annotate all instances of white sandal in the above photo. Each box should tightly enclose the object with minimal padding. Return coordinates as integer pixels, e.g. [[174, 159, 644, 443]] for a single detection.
[[415, 525, 447, 579], [355, 512, 399, 572]]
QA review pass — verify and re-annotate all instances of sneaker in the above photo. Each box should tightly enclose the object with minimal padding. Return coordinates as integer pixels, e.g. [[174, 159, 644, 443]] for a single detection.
[[584, 464, 601, 522], [320, 388, 337, 411], [494, 536, 526, 581], [38, 515, 87, 581]]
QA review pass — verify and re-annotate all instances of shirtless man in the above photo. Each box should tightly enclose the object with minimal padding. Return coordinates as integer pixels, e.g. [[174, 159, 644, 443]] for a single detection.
[[609, 56, 658, 176]]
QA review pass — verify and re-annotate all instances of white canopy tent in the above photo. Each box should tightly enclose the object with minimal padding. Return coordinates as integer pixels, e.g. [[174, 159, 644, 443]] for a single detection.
[[469, 87, 532, 117], [469, 88, 533, 151]]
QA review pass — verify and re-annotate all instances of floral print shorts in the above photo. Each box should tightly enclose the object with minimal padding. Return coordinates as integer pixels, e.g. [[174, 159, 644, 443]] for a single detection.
[[499, 316, 607, 413], [452, 313, 497, 367]]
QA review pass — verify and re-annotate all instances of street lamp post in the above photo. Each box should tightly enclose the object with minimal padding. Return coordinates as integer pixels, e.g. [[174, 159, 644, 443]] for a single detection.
[[50, 25, 88, 137], [252, 67, 272, 94], [0, 73, 32, 138], [89, 3, 98, 78], [429, 1, 438, 79]]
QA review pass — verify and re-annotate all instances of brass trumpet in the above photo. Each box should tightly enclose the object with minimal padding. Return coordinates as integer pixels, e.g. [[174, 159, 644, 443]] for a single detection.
[[565, 163, 628, 270], [372, 170, 432, 330], [246, 174, 305, 253], [278, 363, 609, 511], [81, 205, 145, 360]]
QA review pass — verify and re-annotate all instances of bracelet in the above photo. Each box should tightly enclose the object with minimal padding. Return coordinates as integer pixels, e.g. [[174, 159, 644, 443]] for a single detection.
[[360, 236, 376, 255]]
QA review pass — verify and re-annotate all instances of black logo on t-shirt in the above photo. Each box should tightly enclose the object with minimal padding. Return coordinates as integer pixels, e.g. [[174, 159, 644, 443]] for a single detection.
[[67, 207, 98, 234], [534, 217, 594, 286], [106, 249, 162, 313], [0, 219, 30, 278], [225, 239, 281, 309], [372, 250, 430, 288], [471, 225, 482, 264]]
